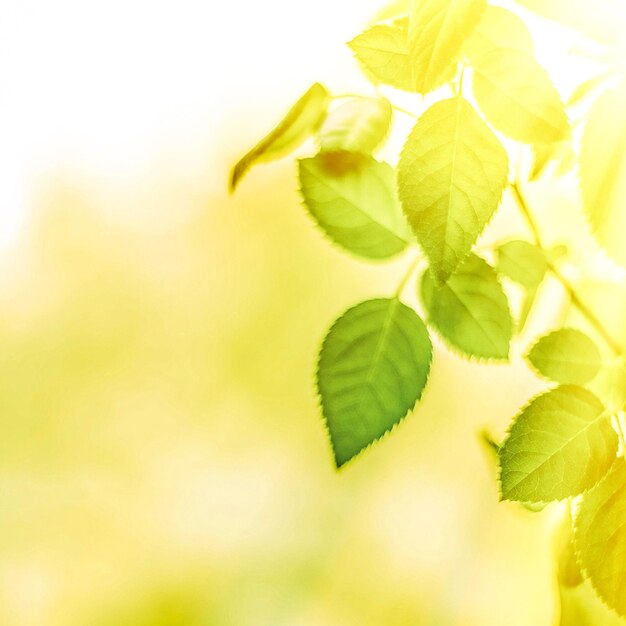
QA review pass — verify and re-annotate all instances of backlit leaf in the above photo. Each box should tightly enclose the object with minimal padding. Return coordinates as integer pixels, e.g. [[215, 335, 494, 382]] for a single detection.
[[229, 83, 330, 192], [408, 0, 486, 94], [464, 5, 534, 62], [420, 254, 512, 359], [317, 298, 432, 467], [348, 20, 415, 92], [580, 83, 626, 267], [298, 153, 410, 260], [527, 328, 603, 386], [472, 48, 570, 145], [499, 386, 616, 502], [319, 96, 392, 154], [574, 462, 626, 618], [398, 97, 509, 283], [496, 240, 547, 289]]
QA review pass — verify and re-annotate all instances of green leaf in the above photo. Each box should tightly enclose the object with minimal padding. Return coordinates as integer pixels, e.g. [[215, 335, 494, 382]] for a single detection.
[[408, 0, 486, 94], [472, 48, 570, 145], [398, 97, 509, 284], [229, 83, 330, 192], [464, 5, 534, 61], [527, 329, 603, 386], [580, 83, 626, 267], [317, 298, 433, 467], [420, 254, 513, 359], [319, 96, 392, 154], [498, 385, 616, 503], [574, 462, 626, 619], [348, 19, 415, 92], [298, 153, 410, 260], [496, 240, 547, 289]]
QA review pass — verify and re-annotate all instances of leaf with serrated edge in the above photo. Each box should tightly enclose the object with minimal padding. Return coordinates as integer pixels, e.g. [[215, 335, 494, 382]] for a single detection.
[[348, 20, 415, 92], [499, 385, 616, 503], [472, 48, 570, 145], [574, 461, 626, 619], [496, 240, 547, 290], [317, 298, 432, 467], [420, 254, 512, 359], [527, 328, 603, 386], [319, 97, 392, 154], [299, 153, 410, 260], [580, 83, 626, 267], [408, 0, 486, 94], [464, 5, 534, 62], [398, 97, 509, 284], [229, 83, 330, 192]]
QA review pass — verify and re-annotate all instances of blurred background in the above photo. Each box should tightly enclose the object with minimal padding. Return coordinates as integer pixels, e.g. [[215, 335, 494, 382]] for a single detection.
[[0, 1, 623, 624]]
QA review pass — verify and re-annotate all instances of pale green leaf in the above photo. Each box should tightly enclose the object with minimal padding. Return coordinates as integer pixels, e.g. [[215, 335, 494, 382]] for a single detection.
[[298, 153, 410, 260], [472, 48, 570, 145], [348, 20, 415, 92], [527, 328, 603, 385], [498, 385, 616, 502], [420, 254, 513, 359], [408, 0, 486, 94], [580, 83, 626, 267], [398, 97, 509, 283], [229, 83, 330, 192], [496, 240, 547, 289], [464, 5, 534, 62], [317, 298, 432, 467], [319, 96, 392, 154], [574, 462, 626, 618]]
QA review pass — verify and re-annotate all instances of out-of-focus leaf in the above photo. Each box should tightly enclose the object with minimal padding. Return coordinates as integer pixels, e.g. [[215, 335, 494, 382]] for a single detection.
[[512, 0, 622, 46], [499, 386, 616, 503], [526, 328, 603, 386], [554, 507, 583, 590], [408, 0, 486, 94], [229, 83, 330, 192], [567, 73, 611, 107], [496, 240, 547, 289], [298, 153, 410, 260], [574, 462, 626, 618], [317, 298, 432, 467], [398, 97, 509, 284], [580, 83, 626, 267], [464, 5, 534, 61], [472, 48, 570, 145], [372, 0, 410, 22], [420, 254, 513, 360], [319, 96, 392, 154], [530, 141, 576, 180], [348, 19, 415, 92], [559, 580, 626, 626]]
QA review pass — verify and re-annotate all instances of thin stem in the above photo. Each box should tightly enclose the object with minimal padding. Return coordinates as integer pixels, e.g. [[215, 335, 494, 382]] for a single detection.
[[457, 64, 466, 98], [510, 181, 622, 357], [395, 255, 422, 298], [390, 103, 419, 118]]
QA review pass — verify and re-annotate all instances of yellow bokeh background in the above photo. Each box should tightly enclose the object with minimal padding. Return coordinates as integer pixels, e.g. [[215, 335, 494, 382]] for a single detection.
[[0, 1, 624, 624]]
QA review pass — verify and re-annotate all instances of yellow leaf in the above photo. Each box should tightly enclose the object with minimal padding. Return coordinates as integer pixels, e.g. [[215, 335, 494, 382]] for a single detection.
[[408, 0, 486, 94]]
